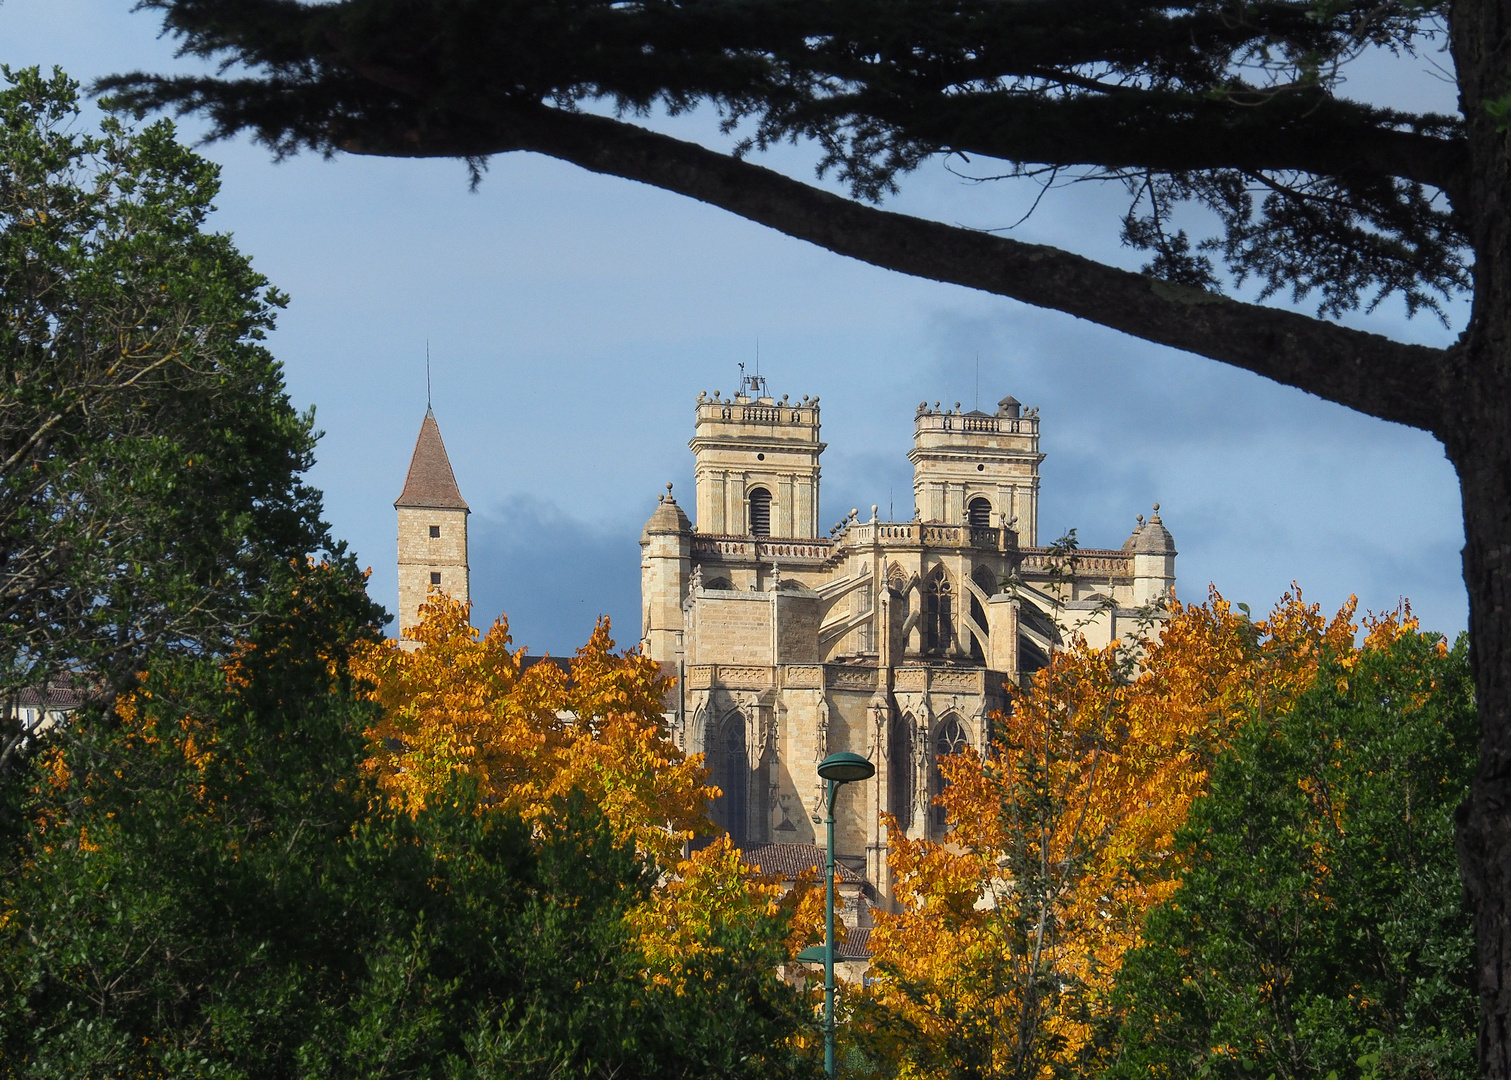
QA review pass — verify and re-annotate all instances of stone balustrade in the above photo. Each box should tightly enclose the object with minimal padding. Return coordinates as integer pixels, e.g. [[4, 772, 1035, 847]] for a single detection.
[[680, 662, 997, 694], [690, 535, 835, 562], [1018, 548, 1134, 577]]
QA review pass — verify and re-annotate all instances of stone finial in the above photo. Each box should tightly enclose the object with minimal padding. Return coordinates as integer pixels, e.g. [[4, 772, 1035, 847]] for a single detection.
[[665, 482, 676, 504], [871, 504, 879, 521], [1136, 514, 1145, 527], [1133, 502, 1175, 554], [954, 402, 961, 412]]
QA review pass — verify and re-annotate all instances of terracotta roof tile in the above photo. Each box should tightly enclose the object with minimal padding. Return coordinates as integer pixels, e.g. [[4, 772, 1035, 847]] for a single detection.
[[745, 843, 863, 884], [14, 679, 89, 709], [838, 926, 872, 959], [395, 409, 468, 510]]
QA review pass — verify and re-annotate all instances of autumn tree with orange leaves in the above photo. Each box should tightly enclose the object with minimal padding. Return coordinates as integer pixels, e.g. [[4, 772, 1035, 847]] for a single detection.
[[858, 590, 1390, 1080], [351, 594, 828, 987], [352, 594, 712, 867]]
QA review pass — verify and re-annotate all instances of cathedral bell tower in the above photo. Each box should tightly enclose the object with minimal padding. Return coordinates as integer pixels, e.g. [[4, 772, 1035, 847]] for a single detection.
[[910, 395, 1044, 545], [690, 374, 824, 537], [395, 408, 470, 636]]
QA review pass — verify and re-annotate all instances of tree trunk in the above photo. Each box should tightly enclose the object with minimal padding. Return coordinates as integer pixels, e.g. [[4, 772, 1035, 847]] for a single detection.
[[1456, 433, 1511, 1080], [1450, 4, 1511, 1077]]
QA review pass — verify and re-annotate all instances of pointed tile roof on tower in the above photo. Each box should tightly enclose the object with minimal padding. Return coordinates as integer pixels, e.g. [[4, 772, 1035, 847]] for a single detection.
[[394, 408, 469, 511]]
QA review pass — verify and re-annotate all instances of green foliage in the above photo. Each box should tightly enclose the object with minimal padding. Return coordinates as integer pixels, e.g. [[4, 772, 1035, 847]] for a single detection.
[[1105, 629, 1477, 1080], [0, 559, 815, 1080], [0, 65, 329, 713]]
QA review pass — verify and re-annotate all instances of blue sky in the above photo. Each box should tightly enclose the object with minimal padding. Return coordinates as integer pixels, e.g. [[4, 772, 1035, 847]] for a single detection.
[[5, 0, 1469, 653]]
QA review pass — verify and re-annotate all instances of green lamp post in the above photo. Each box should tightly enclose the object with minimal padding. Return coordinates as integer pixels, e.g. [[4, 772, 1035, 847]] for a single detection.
[[811, 750, 876, 1079]]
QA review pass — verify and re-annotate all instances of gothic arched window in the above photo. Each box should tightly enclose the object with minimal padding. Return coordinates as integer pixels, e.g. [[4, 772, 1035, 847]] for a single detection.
[[888, 712, 915, 832], [968, 497, 993, 528], [748, 487, 772, 537], [924, 568, 953, 654], [710, 712, 749, 845], [929, 716, 970, 840]]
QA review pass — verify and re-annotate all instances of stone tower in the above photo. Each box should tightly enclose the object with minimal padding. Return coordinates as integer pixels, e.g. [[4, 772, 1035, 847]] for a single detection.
[[691, 375, 824, 538], [640, 483, 692, 663], [395, 408, 469, 635], [910, 396, 1044, 544]]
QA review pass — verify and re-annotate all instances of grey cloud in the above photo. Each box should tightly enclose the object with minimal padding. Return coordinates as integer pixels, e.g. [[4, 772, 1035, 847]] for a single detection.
[[468, 497, 644, 657]]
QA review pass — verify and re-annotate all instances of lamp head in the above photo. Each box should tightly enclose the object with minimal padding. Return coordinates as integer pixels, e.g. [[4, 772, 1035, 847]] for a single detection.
[[817, 751, 876, 784]]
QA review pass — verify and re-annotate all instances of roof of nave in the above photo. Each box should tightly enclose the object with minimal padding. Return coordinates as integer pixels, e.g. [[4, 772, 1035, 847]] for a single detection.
[[395, 408, 469, 511]]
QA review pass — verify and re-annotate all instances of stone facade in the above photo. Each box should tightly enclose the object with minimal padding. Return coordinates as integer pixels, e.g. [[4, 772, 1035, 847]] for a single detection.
[[640, 377, 1177, 904], [395, 409, 470, 638]]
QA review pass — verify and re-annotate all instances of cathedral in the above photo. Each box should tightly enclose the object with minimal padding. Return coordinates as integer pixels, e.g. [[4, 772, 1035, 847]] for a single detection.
[[394, 378, 1176, 914], [637, 376, 1175, 901]]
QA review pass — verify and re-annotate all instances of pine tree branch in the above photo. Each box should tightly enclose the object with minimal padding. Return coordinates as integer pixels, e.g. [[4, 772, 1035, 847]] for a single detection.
[[335, 103, 1449, 434], [865, 90, 1466, 202]]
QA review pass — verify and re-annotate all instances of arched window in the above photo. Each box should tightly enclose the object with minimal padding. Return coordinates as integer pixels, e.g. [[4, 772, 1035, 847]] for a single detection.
[[968, 497, 993, 528], [710, 713, 749, 845], [924, 568, 953, 654], [888, 713, 914, 831], [929, 716, 970, 840], [748, 487, 772, 537]]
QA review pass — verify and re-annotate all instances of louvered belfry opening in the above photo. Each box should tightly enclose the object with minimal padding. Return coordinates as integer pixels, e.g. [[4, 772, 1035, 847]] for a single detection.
[[968, 497, 992, 528], [748, 487, 772, 536]]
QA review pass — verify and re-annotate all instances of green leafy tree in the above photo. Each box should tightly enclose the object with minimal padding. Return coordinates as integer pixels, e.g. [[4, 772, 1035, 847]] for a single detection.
[[0, 65, 327, 762], [0, 558, 817, 1080], [1106, 627, 1478, 1080], [96, 8, 1511, 1062]]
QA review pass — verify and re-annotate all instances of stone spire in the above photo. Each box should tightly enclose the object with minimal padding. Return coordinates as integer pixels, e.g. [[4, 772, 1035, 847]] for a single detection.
[[395, 408, 469, 511], [395, 408, 469, 639]]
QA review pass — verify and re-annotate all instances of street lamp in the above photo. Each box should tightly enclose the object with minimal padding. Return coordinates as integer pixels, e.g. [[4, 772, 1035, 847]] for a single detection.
[[810, 750, 876, 1079]]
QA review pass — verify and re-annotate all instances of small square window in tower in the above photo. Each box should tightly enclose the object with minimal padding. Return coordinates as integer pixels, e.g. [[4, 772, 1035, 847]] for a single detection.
[[430, 572, 442, 586], [429, 525, 441, 537]]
